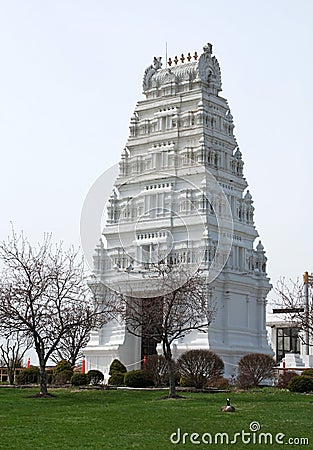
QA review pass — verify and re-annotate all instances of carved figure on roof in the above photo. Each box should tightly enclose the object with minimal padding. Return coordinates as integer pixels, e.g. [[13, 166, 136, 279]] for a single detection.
[[143, 56, 163, 90], [203, 43, 213, 54], [198, 44, 222, 91], [153, 56, 162, 70]]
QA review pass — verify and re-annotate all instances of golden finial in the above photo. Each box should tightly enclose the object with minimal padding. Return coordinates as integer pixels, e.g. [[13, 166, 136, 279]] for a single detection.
[[187, 52, 192, 62], [168, 57, 172, 66], [174, 55, 178, 65], [180, 53, 185, 63], [193, 52, 198, 60]]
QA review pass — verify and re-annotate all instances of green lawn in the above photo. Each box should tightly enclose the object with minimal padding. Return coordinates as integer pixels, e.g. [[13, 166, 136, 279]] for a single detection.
[[0, 387, 311, 449]]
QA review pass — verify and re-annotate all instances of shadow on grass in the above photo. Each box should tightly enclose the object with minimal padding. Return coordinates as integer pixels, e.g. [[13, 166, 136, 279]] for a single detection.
[[157, 394, 186, 400], [26, 392, 57, 399]]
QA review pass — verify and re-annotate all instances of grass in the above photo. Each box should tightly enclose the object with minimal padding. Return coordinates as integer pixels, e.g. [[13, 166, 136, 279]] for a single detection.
[[0, 387, 312, 449]]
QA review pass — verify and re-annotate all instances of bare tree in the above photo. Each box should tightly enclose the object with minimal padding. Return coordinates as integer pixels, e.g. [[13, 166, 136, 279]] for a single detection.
[[51, 277, 115, 368], [117, 266, 215, 398], [0, 331, 32, 384], [0, 229, 112, 395], [51, 309, 96, 367], [275, 278, 313, 345]]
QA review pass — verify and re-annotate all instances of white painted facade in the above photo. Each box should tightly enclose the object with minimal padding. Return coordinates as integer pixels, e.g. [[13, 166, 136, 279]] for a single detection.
[[84, 43, 273, 379]]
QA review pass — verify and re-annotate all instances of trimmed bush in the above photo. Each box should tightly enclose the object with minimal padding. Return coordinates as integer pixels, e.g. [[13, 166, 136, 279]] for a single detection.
[[87, 370, 104, 385], [53, 360, 73, 375], [276, 371, 298, 389], [287, 375, 313, 393], [143, 355, 169, 387], [109, 359, 127, 375], [124, 370, 153, 388], [71, 372, 88, 386], [108, 372, 125, 386], [52, 360, 74, 385], [177, 350, 224, 389], [108, 359, 127, 386], [237, 353, 276, 388], [54, 369, 74, 385], [16, 366, 40, 384], [301, 368, 313, 378]]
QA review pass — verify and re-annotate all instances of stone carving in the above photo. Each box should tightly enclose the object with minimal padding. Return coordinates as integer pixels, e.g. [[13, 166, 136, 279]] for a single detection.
[[153, 56, 162, 69], [203, 42, 213, 54], [143, 57, 162, 91], [143, 64, 156, 91], [198, 48, 222, 91], [162, 70, 177, 85]]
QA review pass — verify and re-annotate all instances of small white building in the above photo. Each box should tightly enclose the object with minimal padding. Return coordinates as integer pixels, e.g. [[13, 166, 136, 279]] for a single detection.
[[267, 311, 313, 370], [84, 42, 273, 380]]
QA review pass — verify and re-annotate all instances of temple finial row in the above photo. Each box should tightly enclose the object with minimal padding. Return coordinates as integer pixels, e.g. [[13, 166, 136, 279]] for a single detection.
[[168, 52, 198, 66]]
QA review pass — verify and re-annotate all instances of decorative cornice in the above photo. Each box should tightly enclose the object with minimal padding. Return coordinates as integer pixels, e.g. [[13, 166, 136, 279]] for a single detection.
[[142, 42, 222, 92]]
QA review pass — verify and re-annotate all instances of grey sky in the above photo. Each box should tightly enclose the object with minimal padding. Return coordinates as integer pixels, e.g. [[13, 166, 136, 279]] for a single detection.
[[1, 0, 312, 299]]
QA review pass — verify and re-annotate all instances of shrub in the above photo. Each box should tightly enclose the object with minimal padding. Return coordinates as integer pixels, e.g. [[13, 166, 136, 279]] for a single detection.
[[108, 359, 127, 386], [53, 360, 73, 375], [179, 376, 194, 387], [71, 373, 88, 386], [237, 353, 276, 389], [301, 368, 313, 378], [16, 366, 40, 384], [143, 355, 169, 387], [124, 370, 153, 388], [287, 375, 313, 393], [276, 371, 298, 389], [207, 376, 230, 389], [173, 371, 181, 386], [236, 373, 252, 389], [109, 359, 127, 375], [177, 350, 224, 389], [108, 372, 125, 386], [87, 370, 104, 385], [54, 369, 74, 385], [51, 360, 74, 385], [46, 371, 54, 384]]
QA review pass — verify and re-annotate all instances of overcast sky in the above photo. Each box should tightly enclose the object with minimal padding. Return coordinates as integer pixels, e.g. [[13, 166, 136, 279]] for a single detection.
[[0, 0, 312, 303]]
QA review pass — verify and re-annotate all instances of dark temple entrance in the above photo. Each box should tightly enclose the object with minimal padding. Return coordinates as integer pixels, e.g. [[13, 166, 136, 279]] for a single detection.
[[141, 297, 163, 364]]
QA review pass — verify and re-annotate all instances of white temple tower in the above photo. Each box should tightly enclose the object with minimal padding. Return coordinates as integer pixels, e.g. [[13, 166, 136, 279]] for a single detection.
[[84, 43, 273, 378]]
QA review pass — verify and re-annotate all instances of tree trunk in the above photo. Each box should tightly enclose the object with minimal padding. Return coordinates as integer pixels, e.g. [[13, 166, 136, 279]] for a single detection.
[[8, 368, 14, 385], [164, 340, 176, 398], [38, 357, 48, 395], [69, 348, 79, 368]]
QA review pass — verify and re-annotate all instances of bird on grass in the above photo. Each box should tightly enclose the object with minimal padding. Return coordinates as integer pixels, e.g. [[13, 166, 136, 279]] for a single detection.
[[220, 398, 235, 412]]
